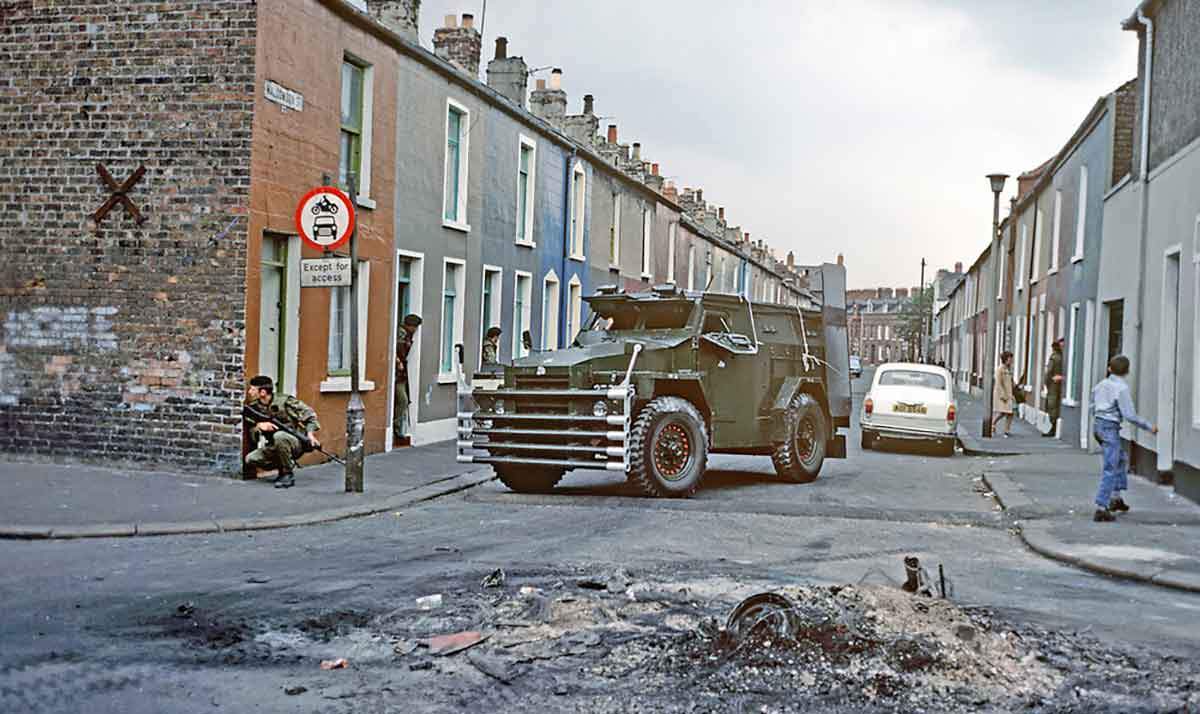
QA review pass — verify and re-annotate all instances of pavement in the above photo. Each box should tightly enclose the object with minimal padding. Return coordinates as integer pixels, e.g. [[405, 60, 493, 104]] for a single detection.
[[0, 442, 493, 539], [953, 388, 1200, 593]]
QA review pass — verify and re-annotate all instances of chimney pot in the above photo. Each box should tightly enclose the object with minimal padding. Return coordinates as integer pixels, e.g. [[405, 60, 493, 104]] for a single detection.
[[631, 142, 641, 161], [954, 261, 963, 273], [494, 36, 507, 59], [443, 13, 456, 27], [651, 163, 659, 176], [606, 124, 617, 144], [837, 253, 844, 266], [696, 189, 703, 203], [718, 207, 725, 221], [744, 232, 750, 242], [549, 68, 562, 90], [583, 94, 594, 115], [536, 78, 546, 90], [461, 12, 474, 28]]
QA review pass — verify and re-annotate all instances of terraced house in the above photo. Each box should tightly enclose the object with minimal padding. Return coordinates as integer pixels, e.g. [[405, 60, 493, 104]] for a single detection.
[[0, 0, 814, 473]]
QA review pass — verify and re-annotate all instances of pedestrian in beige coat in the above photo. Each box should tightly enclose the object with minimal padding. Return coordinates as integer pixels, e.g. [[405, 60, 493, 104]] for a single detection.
[[991, 351, 1015, 438]]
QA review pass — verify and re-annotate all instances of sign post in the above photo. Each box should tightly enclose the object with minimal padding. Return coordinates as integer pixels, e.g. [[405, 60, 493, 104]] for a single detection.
[[345, 176, 365, 493], [294, 183, 363, 491]]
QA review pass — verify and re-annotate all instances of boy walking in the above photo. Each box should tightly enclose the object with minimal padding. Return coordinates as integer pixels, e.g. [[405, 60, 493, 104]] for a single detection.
[[1090, 355, 1157, 522]]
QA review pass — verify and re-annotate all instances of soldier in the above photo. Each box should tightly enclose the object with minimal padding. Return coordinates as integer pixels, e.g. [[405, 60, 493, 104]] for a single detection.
[[395, 314, 422, 441], [244, 375, 321, 489], [1043, 337, 1065, 438], [481, 326, 502, 365]]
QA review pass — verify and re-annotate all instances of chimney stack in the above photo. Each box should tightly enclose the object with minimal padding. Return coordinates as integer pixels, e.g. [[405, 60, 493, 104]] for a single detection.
[[561, 91, 599, 145], [486, 36, 529, 107], [366, 0, 419, 42], [529, 68, 567, 125], [433, 12, 482, 77]]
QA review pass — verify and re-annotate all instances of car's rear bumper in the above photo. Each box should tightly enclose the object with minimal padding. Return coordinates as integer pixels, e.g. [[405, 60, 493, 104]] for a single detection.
[[861, 421, 955, 441]]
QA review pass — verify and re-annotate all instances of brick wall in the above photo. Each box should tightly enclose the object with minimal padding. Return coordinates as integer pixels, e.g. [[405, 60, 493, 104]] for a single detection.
[[1111, 80, 1138, 187], [0, 1, 258, 471]]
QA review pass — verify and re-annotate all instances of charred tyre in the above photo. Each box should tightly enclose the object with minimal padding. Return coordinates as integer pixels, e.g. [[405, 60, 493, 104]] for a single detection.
[[771, 392, 828, 483], [493, 465, 565, 493], [629, 396, 708, 498]]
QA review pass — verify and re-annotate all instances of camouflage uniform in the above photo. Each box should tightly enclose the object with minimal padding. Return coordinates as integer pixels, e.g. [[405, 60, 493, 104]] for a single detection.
[[245, 393, 320, 475]]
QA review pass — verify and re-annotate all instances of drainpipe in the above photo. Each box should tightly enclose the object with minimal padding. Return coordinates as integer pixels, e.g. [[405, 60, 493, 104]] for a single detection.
[[1130, 9, 1155, 465]]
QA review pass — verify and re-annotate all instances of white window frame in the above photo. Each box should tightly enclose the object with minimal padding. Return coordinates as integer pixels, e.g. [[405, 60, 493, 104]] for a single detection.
[[479, 265, 503, 370], [513, 271, 533, 359], [997, 240, 1007, 300], [1193, 215, 1200, 428], [442, 98, 471, 233], [1049, 190, 1062, 274], [321, 260, 374, 392], [437, 258, 466, 383], [566, 275, 583, 343], [640, 207, 652, 279], [541, 270, 560, 351], [568, 161, 585, 260], [609, 193, 621, 269], [686, 244, 696, 291], [1064, 302, 1080, 406], [1017, 223, 1028, 291], [386, 249, 423, 447], [1031, 209, 1043, 283], [1072, 166, 1088, 262], [666, 222, 677, 284], [515, 134, 536, 246]]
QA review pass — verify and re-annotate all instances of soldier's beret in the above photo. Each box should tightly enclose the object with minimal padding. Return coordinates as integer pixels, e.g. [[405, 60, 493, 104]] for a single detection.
[[486, 327, 502, 338], [403, 314, 423, 327], [249, 375, 274, 389]]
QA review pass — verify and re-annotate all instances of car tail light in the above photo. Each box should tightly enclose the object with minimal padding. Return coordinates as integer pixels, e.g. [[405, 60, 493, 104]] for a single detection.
[[947, 404, 956, 423], [864, 397, 873, 416]]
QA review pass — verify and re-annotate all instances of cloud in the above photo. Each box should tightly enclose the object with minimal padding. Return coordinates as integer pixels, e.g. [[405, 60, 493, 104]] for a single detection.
[[417, 0, 1138, 286]]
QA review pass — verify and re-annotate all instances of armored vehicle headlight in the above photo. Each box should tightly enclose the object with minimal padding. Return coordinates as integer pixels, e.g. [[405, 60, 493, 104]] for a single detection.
[[593, 400, 609, 417], [493, 400, 506, 415]]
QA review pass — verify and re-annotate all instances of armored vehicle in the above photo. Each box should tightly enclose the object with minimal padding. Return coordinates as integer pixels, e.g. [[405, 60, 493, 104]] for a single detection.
[[457, 263, 851, 498]]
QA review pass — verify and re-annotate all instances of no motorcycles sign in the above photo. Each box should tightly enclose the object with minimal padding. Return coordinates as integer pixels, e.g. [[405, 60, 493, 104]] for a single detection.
[[295, 186, 355, 251]]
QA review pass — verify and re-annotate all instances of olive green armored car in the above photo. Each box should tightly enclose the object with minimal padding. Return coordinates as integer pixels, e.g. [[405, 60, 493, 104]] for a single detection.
[[457, 263, 852, 498]]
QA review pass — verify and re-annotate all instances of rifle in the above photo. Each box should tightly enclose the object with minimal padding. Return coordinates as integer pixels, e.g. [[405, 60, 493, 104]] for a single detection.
[[243, 403, 346, 465]]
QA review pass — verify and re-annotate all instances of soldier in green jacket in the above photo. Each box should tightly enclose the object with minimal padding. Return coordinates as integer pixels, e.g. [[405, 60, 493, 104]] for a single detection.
[[244, 375, 321, 489], [1043, 338, 1065, 438]]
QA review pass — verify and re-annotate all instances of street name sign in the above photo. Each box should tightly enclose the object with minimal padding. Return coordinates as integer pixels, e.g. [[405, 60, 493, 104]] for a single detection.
[[295, 186, 355, 251], [300, 257, 352, 287], [264, 80, 304, 112]]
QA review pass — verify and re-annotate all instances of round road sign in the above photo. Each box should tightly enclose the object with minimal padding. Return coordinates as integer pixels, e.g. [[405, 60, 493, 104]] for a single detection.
[[295, 186, 355, 251]]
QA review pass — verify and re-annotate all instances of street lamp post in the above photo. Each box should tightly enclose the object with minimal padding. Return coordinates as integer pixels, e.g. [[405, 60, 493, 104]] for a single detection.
[[918, 258, 926, 363], [981, 173, 1008, 439]]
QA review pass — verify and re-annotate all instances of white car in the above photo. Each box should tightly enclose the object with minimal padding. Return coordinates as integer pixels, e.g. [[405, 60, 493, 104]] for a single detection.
[[849, 355, 863, 378], [860, 362, 956, 456]]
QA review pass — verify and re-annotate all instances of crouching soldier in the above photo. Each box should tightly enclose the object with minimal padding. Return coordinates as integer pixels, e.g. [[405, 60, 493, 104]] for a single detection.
[[244, 375, 321, 489]]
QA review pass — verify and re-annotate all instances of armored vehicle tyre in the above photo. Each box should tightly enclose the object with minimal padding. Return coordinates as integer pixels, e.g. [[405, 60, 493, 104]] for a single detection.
[[457, 276, 852, 498]]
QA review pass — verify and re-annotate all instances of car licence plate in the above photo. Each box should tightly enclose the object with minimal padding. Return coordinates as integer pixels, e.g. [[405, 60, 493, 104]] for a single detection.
[[894, 403, 927, 414]]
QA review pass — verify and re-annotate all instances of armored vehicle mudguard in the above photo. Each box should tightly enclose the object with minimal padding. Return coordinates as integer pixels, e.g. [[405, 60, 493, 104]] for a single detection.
[[457, 263, 851, 497]]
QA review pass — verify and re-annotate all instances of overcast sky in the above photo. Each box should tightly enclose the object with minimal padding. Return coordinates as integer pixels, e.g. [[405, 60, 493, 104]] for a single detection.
[[418, 0, 1139, 288]]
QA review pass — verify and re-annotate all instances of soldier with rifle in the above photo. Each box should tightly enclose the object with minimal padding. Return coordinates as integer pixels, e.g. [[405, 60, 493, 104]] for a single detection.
[[243, 375, 324, 488]]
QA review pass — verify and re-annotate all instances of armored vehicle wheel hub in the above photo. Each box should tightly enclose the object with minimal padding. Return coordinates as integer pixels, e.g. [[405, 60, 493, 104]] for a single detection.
[[654, 423, 692, 480]]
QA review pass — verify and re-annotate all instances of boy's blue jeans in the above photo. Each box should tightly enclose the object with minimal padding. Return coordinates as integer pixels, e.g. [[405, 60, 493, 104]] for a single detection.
[[1094, 419, 1128, 509]]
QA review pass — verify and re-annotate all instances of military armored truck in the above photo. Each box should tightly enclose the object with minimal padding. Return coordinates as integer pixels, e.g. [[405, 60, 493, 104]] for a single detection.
[[456, 263, 851, 498]]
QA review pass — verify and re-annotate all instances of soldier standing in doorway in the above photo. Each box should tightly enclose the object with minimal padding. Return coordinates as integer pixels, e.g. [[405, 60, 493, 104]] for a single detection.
[[244, 375, 321, 489], [395, 314, 422, 442], [1043, 337, 1065, 438], [481, 326, 502, 366]]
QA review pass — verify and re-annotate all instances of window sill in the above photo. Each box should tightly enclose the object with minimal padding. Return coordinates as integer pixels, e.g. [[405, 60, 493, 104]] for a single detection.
[[568, 254, 586, 262], [443, 219, 471, 233], [437, 373, 458, 384], [356, 195, 377, 210], [640, 273, 653, 281], [608, 264, 620, 272], [319, 377, 377, 393], [1071, 254, 1084, 263], [515, 239, 536, 248]]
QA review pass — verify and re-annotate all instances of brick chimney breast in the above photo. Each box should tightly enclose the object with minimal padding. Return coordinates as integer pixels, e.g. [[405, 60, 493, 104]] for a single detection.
[[433, 13, 482, 78], [486, 36, 529, 107], [529, 69, 567, 126]]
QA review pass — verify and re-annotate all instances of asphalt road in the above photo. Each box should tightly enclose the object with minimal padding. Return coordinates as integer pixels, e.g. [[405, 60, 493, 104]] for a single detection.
[[3, 367, 1199, 712]]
